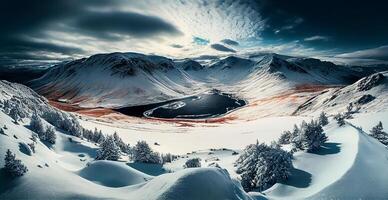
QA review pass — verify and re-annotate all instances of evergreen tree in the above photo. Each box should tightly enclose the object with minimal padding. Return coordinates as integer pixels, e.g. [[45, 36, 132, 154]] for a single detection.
[[291, 123, 304, 150], [9, 107, 20, 123], [318, 112, 329, 126], [370, 122, 388, 146], [113, 132, 131, 154], [96, 135, 120, 161], [133, 141, 161, 164], [334, 113, 345, 126], [301, 120, 327, 152], [0, 127, 5, 135], [30, 114, 45, 136], [235, 142, 292, 192], [45, 126, 56, 144], [4, 149, 28, 177], [278, 131, 292, 144]]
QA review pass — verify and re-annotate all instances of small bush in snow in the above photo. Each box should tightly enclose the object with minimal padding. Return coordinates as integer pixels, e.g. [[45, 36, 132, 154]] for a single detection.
[[0, 127, 5, 135], [370, 122, 388, 146], [28, 142, 36, 153], [96, 135, 121, 161], [184, 158, 201, 168], [208, 162, 221, 168], [31, 133, 38, 143], [132, 141, 161, 164], [318, 112, 329, 126], [161, 153, 176, 164], [235, 141, 292, 192], [4, 149, 28, 177], [334, 113, 345, 126]]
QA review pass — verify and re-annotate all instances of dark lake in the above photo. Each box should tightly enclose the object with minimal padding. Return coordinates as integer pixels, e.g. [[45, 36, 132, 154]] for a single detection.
[[114, 90, 246, 119]]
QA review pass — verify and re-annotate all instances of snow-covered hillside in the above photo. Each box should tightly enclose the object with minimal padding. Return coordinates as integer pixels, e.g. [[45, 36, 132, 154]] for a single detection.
[[294, 72, 388, 115]]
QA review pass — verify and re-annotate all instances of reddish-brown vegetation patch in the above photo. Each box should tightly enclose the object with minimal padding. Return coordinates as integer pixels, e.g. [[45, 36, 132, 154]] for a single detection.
[[48, 100, 115, 117]]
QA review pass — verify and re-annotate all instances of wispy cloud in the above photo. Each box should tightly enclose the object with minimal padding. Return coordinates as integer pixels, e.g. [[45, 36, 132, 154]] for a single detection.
[[336, 45, 388, 60], [304, 35, 329, 42]]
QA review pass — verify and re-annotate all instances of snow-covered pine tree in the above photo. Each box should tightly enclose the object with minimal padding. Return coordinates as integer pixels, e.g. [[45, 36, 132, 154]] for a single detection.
[[318, 112, 329, 126], [334, 113, 345, 126], [97, 130, 105, 144], [113, 132, 130, 154], [30, 114, 45, 138], [45, 126, 56, 144], [4, 149, 28, 177], [96, 135, 120, 161], [291, 122, 304, 150], [8, 107, 20, 123], [132, 141, 161, 164], [301, 120, 327, 152], [278, 131, 292, 144], [184, 158, 201, 168], [344, 103, 354, 119], [235, 142, 292, 192], [370, 121, 388, 146], [2, 100, 10, 114]]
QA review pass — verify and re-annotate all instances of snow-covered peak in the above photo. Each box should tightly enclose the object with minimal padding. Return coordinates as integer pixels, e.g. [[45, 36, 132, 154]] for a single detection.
[[356, 72, 386, 91], [209, 56, 255, 70], [176, 59, 204, 71]]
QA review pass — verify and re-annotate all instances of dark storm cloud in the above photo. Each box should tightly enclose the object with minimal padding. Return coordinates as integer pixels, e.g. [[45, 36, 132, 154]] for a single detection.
[[210, 44, 237, 53], [73, 11, 182, 39], [221, 39, 239, 46], [0, 38, 84, 55], [258, 0, 388, 50], [0, 0, 181, 66]]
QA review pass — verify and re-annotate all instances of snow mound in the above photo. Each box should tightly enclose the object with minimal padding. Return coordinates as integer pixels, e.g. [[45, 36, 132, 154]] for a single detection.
[[309, 124, 388, 199], [262, 122, 388, 199], [133, 167, 252, 200], [78, 160, 152, 187]]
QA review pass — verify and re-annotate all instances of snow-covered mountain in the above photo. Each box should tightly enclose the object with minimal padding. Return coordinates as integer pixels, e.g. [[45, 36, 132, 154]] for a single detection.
[[28, 52, 388, 109], [29, 53, 202, 108]]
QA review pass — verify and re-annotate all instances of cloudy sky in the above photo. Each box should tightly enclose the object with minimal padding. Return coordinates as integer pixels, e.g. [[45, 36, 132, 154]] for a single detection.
[[1, 0, 388, 67]]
